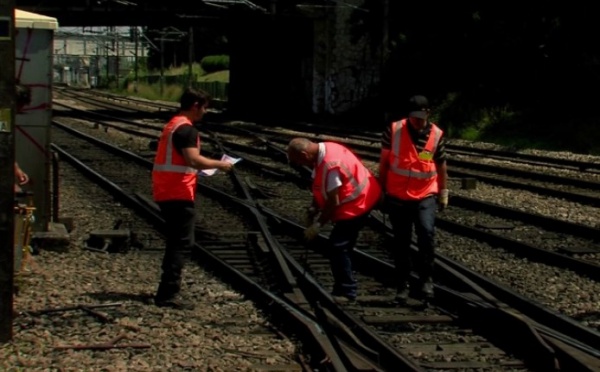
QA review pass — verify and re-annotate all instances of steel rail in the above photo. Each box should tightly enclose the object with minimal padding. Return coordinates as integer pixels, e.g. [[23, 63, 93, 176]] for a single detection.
[[257, 204, 600, 370], [49, 141, 352, 372], [211, 118, 600, 174], [51, 122, 397, 371], [450, 195, 600, 242], [205, 130, 417, 370], [52, 120, 600, 370]]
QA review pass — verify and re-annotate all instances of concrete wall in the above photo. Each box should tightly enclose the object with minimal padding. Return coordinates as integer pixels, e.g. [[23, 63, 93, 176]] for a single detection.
[[226, 1, 385, 119], [311, 0, 382, 115], [228, 15, 314, 119]]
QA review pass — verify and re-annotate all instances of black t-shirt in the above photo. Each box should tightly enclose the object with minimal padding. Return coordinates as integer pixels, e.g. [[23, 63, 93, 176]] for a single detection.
[[172, 125, 199, 155]]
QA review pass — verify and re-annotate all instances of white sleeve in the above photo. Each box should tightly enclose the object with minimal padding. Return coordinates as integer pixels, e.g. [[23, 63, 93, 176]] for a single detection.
[[326, 169, 343, 192]]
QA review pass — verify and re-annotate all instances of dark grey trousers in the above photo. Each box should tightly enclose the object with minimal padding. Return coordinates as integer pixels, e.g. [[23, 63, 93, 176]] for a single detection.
[[155, 200, 196, 300]]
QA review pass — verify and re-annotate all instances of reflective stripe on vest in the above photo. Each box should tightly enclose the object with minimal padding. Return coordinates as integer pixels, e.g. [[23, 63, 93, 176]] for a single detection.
[[153, 119, 197, 174], [390, 120, 441, 178], [312, 142, 381, 221], [319, 160, 368, 205]]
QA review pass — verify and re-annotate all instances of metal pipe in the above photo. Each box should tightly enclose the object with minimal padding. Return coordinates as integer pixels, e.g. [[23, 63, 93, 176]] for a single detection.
[[52, 151, 60, 222]]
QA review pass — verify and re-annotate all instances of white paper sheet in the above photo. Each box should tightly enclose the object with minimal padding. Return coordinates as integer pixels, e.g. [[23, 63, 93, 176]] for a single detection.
[[199, 154, 242, 177]]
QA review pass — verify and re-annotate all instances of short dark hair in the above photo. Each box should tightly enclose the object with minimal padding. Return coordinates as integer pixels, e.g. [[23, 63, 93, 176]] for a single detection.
[[179, 88, 211, 111], [16, 84, 31, 108]]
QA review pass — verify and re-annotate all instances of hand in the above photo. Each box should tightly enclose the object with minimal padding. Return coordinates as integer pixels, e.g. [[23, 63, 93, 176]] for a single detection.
[[218, 162, 234, 173], [438, 189, 449, 211], [15, 168, 29, 185], [304, 222, 321, 241], [304, 206, 317, 226]]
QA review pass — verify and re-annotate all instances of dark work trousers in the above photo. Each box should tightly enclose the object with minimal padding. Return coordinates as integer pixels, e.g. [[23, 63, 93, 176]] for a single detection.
[[386, 195, 437, 289], [328, 212, 370, 298], [155, 200, 196, 301]]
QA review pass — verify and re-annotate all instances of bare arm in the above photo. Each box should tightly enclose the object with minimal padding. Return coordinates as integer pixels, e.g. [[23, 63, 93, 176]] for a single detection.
[[436, 160, 448, 190], [317, 187, 339, 226], [181, 147, 233, 172], [14, 162, 29, 185]]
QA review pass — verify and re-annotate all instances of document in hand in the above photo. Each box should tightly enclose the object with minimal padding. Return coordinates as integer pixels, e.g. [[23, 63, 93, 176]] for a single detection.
[[198, 154, 242, 177]]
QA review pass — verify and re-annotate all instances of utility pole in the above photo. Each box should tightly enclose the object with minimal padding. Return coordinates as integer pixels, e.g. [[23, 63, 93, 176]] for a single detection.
[[188, 26, 194, 87], [95, 45, 100, 88], [0, 0, 16, 343], [156, 27, 185, 97], [115, 28, 119, 89], [134, 27, 139, 93], [83, 29, 87, 55], [160, 36, 164, 96], [105, 27, 110, 86]]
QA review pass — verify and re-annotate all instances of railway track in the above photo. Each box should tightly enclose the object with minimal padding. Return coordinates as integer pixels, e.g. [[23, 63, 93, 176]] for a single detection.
[[226, 117, 600, 174], [48, 88, 593, 368], [48, 101, 600, 368], [52, 93, 600, 277], [55, 86, 600, 174]]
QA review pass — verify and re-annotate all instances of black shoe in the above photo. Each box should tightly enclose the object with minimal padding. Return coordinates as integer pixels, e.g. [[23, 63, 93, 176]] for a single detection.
[[395, 285, 410, 303], [421, 281, 434, 300], [331, 290, 357, 303], [332, 294, 357, 303], [155, 294, 195, 310]]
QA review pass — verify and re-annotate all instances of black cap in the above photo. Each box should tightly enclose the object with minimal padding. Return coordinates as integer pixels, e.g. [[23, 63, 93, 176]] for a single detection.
[[407, 95, 429, 119]]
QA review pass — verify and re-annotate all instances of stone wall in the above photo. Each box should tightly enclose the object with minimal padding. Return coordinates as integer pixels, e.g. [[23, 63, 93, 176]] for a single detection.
[[310, 0, 382, 115]]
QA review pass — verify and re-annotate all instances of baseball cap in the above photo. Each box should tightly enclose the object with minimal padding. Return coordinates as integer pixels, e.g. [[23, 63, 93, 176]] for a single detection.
[[408, 95, 429, 119]]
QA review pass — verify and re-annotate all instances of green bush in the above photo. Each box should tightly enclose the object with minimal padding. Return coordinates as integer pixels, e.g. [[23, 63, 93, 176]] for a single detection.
[[200, 55, 230, 73]]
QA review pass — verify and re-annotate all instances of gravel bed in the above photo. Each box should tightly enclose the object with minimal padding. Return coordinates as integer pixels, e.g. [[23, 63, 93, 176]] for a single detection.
[[451, 153, 600, 182], [448, 139, 600, 164], [367, 158, 600, 331], [443, 205, 600, 263], [1, 124, 300, 371], [188, 124, 600, 335], [33, 102, 600, 362], [449, 180, 600, 229]]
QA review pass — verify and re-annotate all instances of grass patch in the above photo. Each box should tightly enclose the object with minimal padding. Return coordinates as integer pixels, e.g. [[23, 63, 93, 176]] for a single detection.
[[160, 62, 206, 77], [197, 70, 229, 83], [111, 82, 183, 102], [109, 67, 229, 102]]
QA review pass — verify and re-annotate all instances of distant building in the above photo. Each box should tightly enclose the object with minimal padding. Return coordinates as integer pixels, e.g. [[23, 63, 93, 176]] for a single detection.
[[53, 27, 149, 87]]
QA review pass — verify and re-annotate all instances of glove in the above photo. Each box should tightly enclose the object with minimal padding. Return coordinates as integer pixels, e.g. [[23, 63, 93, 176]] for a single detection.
[[304, 222, 321, 241], [438, 189, 449, 211], [304, 206, 318, 226]]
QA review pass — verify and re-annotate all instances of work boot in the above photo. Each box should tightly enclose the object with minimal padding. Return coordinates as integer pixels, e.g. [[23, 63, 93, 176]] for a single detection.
[[395, 283, 410, 303], [331, 289, 357, 302], [155, 293, 195, 310], [420, 280, 434, 300], [332, 294, 357, 304]]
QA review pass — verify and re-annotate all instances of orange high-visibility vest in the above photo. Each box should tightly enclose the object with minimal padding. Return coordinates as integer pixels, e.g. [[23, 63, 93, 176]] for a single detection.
[[152, 116, 199, 202], [385, 119, 442, 200], [313, 142, 381, 221]]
